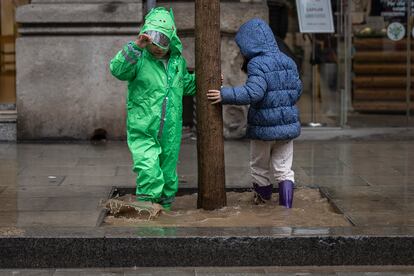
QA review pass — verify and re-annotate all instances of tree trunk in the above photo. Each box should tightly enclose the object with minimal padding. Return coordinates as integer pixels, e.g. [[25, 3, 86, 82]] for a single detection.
[[195, 0, 226, 210]]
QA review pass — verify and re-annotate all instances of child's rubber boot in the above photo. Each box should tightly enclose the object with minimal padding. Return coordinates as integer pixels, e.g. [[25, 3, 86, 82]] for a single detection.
[[157, 197, 173, 212], [253, 183, 272, 204], [278, 180, 294, 208], [161, 204, 172, 211]]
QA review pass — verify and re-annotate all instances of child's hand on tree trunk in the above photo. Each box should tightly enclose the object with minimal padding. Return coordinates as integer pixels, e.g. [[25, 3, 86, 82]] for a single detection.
[[207, 89, 222, 104], [207, 74, 224, 105]]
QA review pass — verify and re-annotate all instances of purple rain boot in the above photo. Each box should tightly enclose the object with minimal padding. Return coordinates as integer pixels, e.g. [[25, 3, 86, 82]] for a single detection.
[[253, 183, 272, 204], [278, 180, 294, 208]]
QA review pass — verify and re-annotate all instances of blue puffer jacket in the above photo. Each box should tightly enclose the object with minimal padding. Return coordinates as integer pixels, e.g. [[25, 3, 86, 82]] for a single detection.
[[221, 18, 302, 141]]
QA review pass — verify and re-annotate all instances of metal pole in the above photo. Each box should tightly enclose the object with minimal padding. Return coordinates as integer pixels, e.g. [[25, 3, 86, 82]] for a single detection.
[[342, 0, 351, 127], [308, 34, 324, 127], [311, 34, 316, 122], [406, 0, 412, 124], [336, 0, 342, 126], [340, 0, 347, 127], [146, 0, 156, 13]]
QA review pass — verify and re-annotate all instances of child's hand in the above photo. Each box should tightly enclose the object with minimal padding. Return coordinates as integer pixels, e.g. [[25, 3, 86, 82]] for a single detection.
[[135, 34, 152, 48], [207, 89, 222, 105]]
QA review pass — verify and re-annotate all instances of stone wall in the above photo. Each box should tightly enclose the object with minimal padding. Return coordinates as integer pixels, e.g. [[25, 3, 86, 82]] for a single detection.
[[16, 0, 268, 140]]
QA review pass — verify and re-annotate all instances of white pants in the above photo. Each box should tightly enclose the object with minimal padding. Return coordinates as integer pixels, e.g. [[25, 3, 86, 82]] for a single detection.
[[250, 139, 294, 186]]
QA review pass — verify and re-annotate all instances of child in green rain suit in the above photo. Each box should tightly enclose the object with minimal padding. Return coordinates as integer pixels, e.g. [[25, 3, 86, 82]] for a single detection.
[[109, 7, 196, 210]]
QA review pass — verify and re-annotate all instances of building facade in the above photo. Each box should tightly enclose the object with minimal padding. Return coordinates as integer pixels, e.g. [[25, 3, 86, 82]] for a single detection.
[[9, 0, 268, 140]]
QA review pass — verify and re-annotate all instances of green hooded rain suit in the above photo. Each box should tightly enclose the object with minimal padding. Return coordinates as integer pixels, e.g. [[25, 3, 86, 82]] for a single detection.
[[109, 8, 196, 209]]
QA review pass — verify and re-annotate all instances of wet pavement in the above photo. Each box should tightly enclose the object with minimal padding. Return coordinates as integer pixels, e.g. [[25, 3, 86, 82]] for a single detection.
[[1, 139, 414, 268], [0, 139, 413, 228]]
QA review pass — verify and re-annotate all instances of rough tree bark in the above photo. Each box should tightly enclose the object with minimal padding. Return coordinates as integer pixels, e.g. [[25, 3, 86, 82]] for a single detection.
[[195, 0, 226, 210]]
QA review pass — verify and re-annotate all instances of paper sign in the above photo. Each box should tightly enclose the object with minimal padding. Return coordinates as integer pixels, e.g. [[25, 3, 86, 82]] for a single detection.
[[296, 0, 335, 33]]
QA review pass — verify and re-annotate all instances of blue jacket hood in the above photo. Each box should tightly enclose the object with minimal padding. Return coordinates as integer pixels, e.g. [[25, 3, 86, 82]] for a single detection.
[[235, 18, 278, 59], [221, 19, 302, 141]]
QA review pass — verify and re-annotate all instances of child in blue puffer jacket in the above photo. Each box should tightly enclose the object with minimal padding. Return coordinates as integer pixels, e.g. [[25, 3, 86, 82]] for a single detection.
[[207, 18, 302, 207]]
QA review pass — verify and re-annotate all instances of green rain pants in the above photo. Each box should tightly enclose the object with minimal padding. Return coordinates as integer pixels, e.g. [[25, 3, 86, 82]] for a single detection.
[[127, 105, 182, 209]]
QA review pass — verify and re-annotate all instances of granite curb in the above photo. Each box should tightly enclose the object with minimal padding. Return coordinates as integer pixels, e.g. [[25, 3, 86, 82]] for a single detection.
[[0, 226, 414, 268]]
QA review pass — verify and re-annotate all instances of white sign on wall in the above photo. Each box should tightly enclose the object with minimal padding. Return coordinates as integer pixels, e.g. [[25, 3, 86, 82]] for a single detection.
[[296, 0, 335, 33]]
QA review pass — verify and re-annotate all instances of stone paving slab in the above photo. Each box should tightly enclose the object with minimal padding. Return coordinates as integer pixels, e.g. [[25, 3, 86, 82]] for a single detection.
[[0, 196, 104, 212], [0, 211, 101, 227]]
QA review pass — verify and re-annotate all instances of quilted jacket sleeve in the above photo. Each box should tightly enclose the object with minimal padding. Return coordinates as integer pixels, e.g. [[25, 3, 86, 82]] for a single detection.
[[220, 61, 267, 105]]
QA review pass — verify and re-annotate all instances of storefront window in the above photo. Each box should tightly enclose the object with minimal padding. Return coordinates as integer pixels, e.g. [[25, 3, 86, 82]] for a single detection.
[[0, 0, 17, 106], [268, 0, 342, 127], [269, 0, 414, 128], [0, 0, 29, 108], [347, 0, 414, 127]]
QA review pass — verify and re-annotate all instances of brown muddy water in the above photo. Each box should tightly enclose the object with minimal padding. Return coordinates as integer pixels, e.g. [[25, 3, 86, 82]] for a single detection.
[[103, 188, 351, 227]]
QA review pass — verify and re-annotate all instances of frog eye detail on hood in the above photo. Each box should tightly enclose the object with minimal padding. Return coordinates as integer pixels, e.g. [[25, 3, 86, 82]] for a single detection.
[[140, 7, 183, 54]]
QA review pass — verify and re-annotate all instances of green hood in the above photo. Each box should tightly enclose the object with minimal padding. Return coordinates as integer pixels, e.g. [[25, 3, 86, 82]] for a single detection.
[[139, 7, 182, 55]]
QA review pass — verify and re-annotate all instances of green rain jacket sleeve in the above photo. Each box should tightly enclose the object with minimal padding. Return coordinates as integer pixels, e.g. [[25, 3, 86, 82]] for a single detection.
[[109, 41, 143, 81], [182, 58, 196, 96]]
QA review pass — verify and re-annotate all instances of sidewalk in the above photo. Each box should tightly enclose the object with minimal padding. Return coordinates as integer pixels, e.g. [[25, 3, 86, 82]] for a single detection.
[[1, 265, 414, 275], [1, 139, 413, 228], [0, 138, 414, 267]]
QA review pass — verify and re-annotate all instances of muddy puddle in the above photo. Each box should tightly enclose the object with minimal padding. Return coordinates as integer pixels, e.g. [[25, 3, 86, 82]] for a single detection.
[[103, 188, 350, 227]]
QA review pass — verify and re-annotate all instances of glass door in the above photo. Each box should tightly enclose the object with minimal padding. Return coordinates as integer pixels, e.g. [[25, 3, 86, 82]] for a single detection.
[[345, 0, 413, 127], [272, 0, 343, 127], [0, 0, 17, 108], [0, 0, 29, 110]]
